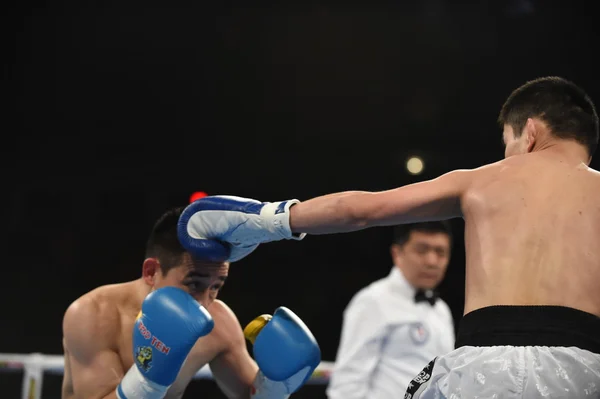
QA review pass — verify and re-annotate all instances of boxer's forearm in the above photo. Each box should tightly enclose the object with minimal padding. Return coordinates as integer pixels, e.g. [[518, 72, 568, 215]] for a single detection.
[[290, 173, 464, 233], [289, 191, 375, 234]]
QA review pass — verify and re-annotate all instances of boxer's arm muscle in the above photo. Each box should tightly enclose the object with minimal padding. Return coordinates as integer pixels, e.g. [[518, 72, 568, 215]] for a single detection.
[[290, 169, 471, 234], [62, 299, 124, 399], [209, 302, 258, 399]]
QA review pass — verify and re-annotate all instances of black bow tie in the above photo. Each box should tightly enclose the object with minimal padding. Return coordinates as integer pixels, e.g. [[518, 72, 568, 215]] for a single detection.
[[414, 289, 438, 306]]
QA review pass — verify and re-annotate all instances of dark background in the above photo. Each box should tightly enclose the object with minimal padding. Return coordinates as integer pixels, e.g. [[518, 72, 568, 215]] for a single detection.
[[2, 0, 599, 397]]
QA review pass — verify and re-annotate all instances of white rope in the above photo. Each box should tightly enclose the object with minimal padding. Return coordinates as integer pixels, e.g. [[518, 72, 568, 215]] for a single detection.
[[0, 353, 333, 399]]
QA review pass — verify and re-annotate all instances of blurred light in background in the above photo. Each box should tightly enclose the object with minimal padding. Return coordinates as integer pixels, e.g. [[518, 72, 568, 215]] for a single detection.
[[406, 156, 424, 175], [189, 191, 208, 203]]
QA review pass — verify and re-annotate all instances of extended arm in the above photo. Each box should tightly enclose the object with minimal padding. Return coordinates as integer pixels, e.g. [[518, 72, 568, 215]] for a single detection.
[[289, 170, 470, 235], [176, 169, 472, 263]]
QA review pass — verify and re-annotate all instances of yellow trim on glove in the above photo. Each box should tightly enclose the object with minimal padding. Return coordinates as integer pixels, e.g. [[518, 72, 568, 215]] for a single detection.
[[244, 314, 272, 345]]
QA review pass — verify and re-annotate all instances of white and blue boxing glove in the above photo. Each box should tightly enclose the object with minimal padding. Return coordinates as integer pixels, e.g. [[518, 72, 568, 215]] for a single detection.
[[116, 287, 214, 399], [243, 307, 321, 398], [177, 196, 306, 263]]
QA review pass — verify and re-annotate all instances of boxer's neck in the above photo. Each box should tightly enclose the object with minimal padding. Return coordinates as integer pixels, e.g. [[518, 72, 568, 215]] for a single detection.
[[133, 278, 152, 307]]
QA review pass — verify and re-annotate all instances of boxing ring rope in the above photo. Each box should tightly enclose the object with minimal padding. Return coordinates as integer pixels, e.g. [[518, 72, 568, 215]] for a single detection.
[[0, 353, 333, 399]]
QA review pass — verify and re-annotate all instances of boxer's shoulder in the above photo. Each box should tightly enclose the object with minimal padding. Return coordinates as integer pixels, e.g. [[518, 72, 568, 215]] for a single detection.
[[69, 281, 134, 316], [458, 160, 515, 203], [207, 299, 241, 334], [63, 301, 119, 358], [464, 159, 506, 183], [205, 299, 245, 345], [63, 282, 131, 351]]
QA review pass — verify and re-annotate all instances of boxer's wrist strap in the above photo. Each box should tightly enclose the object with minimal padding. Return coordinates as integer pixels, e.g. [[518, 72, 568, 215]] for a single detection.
[[260, 200, 306, 241], [250, 370, 291, 399], [116, 364, 169, 399]]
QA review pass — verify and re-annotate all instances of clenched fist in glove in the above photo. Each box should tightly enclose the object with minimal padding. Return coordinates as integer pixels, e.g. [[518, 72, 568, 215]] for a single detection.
[[177, 195, 306, 262]]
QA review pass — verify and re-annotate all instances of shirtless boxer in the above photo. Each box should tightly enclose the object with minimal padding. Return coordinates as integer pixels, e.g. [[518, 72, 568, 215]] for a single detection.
[[177, 76, 600, 398], [61, 206, 320, 399]]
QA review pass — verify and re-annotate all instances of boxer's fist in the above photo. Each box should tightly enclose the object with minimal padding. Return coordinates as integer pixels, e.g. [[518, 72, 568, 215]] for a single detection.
[[177, 195, 306, 263], [244, 307, 321, 397], [117, 287, 214, 399]]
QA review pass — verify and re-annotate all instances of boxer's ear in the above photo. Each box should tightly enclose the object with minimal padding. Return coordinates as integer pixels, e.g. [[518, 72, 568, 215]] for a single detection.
[[142, 258, 160, 286], [525, 118, 538, 153]]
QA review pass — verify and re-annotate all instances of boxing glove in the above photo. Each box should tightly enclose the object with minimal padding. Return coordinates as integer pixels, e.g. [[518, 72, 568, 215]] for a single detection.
[[244, 307, 321, 398], [177, 195, 306, 263], [116, 287, 214, 399]]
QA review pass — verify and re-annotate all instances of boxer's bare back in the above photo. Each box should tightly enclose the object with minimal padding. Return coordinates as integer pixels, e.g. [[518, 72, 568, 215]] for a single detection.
[[461, 147, 600, 317], [62, 277, 256, 399]]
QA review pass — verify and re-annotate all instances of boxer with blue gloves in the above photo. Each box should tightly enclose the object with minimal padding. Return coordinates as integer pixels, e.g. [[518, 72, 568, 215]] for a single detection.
[[116, 287, 214, 399], [243, 307, 321, 398], [62, 205, 321, 399]]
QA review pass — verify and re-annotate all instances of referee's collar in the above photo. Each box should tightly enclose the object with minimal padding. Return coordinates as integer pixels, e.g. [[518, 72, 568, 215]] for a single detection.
[[388, 266, 417, 299]]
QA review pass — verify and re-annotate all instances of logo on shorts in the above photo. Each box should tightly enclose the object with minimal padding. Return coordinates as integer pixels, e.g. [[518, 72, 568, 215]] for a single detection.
[[136, 346, 153, 372], [409, 322, 429, 345], [404, 358, 436, 398]]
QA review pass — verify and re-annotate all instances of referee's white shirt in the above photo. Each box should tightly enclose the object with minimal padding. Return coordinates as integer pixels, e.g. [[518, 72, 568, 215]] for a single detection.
[[326, 267, 455, 399]]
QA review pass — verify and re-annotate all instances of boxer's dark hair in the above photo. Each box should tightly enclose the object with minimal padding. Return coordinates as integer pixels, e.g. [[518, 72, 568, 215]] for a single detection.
[[392, 221, 452, 248], [145, 206, 186, 274], [498, 76, 599, 156]]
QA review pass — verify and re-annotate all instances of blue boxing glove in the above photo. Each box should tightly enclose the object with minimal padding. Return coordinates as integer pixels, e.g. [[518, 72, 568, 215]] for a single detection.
[[116, 287, 214, 399], [177, 195, 306, 263], [243, 307, 321, 398]]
